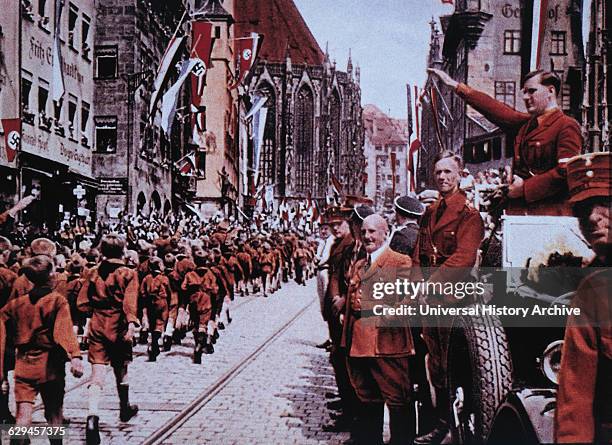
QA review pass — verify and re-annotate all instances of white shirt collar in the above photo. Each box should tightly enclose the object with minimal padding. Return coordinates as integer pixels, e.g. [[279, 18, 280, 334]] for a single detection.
[[369, 242, 387, 265]]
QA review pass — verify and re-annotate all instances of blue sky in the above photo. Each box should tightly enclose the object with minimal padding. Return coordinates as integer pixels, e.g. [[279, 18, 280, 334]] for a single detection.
[[294, 0, 454, 119]]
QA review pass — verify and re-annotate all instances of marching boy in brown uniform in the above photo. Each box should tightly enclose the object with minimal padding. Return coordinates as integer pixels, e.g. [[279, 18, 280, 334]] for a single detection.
[[0, 255, 84, 439], [77, 234, 139, 445], [139, 257, 171, 362]]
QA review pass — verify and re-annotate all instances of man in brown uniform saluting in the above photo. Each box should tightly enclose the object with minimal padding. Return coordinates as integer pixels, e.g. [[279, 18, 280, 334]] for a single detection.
[[413, 151, 484, 445], [77, 234, 139, 445], [428, 68, 581, 216]]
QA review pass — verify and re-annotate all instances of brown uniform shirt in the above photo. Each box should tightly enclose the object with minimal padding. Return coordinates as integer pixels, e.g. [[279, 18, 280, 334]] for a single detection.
[[0, 288, 81, 380], [77, 259, 139, 344], [456, 83, 581, 216]]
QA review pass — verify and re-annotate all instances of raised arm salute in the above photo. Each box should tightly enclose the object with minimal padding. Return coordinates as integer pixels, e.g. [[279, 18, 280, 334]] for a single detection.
[[428, 68, 582, 216]]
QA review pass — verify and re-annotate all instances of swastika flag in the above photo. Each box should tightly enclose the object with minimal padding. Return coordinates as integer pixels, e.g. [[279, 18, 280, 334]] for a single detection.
[[1, 118, 21, 163]]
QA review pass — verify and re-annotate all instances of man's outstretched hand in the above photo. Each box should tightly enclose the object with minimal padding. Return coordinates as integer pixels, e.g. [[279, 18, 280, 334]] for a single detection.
[[427, 68, 459, 90]]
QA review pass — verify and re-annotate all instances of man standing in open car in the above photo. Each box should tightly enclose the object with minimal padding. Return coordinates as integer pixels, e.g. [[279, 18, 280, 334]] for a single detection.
[[555, 152, 611, 444], [428, 68, 581, 216]]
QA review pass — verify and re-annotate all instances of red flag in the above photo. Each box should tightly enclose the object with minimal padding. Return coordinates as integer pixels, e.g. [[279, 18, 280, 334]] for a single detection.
[[190, 21, 214, 104], [1, 119, 20, 163], [229, 33, 262, 90], [441, 0, 453, 4], [175, 151, 196, 176], [330, 173, 343, 196]]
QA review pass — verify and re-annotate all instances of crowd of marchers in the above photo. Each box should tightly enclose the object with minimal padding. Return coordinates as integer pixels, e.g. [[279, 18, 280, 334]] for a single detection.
[[0, 206, 318, 444]]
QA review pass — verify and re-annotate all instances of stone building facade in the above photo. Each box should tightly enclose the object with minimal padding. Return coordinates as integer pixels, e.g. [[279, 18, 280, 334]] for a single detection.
[[93, 0, 191, 221], [418, 0, 584, 188], [234, 0, 365, 207], [362, 105, 409, 211], [582, 0, 610, 152], [1, 0, 96, 230]]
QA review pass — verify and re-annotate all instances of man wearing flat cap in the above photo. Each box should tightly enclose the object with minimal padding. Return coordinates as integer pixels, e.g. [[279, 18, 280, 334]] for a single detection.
[[390, 195, 425, 257], [555, 152, 612, 444]]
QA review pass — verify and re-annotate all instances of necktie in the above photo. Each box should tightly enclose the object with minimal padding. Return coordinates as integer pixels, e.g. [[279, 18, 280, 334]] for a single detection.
[[435, 199, 447, 224], [366, 255, 372, 270]]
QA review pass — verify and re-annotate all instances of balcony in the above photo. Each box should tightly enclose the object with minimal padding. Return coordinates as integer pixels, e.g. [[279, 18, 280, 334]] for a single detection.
[[442, 10, 492, 58]]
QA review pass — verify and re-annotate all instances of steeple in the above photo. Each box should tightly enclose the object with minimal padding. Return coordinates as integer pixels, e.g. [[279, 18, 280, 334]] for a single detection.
[[428, 17, 443, 67], [195, 0, 233, 22], [347, 48, 353, 77]]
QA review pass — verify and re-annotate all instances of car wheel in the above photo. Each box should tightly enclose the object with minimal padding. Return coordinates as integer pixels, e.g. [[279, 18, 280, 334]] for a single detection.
[[448, 309, 513, 444]]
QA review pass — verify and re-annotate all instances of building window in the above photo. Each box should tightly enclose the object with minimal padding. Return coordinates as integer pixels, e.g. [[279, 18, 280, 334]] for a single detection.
[[494, 81, 516, 108], [38, 83, 49, 115], [330, 91, 341, 177], [68, 95, 78, 140], [68, 4, 78, 49], [37, 0, 50, 30], [258, 83, 276, 185], [21, 77, 33, 113], [81, 14, 91, 58], [550, 31, 567, 55], [95, 116, 117, 153], [492, 137, 502, 160], [81, 102, 90, 146], [503, 30, 521, 55], [294, 86, 314, 194], [95, 46, 118, 79]]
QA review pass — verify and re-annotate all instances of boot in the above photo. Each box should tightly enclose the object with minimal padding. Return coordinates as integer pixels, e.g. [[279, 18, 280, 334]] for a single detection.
[[163, 335, 172, 352], [0, 390, 15, 424], [226, 310, 232, 324], [211, 329, 219, 344], [205, 335, 215, 354], [172, 329, 183, 345], [413, 420, 449, 445], [218, 321, 226, 330], [388, 405, 416, 445], [193, 333, 204, 364], [352, 403, 384, 445], [85, 415, 100, 445], [147, 331, 161, 361], [118, 384, 139, 422], [138, 330, 148, 345], [414, 387, 450, 445]]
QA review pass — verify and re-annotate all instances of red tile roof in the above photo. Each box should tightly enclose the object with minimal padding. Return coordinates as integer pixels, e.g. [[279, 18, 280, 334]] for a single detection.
[[363, 104, 409, 146], [234, 0, 325, 65]]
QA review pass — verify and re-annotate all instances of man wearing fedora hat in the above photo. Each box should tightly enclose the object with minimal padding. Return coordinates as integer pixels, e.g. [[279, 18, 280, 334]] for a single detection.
[[390, 195, 425, 257], [555, 152, 611, 444]]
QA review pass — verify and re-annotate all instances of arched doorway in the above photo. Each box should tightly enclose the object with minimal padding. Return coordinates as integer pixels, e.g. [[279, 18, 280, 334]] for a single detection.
[[136, 192, 147, 215], [163, 199, 172, 216], [151, 191, 162, 214]]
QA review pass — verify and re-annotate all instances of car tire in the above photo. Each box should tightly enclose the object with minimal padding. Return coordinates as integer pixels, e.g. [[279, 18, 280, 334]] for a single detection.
[[448, 309, 513, 444]]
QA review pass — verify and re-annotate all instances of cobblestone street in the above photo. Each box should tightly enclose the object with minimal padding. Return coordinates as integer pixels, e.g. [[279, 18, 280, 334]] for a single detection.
[[19, 278, 350, 444]]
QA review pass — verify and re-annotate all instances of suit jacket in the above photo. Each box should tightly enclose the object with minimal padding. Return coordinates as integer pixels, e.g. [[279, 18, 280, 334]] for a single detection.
[[343, 247, 414, 358], [456, 83, 582, 216], [413, 190, 484, 292]]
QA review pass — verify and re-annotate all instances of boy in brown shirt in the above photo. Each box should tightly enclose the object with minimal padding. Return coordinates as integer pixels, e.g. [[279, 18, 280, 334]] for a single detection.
[[0, 255, 83, 432]]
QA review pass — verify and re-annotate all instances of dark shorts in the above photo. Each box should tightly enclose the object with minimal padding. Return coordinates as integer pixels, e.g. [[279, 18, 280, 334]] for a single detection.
[[14, 377, 65, 405], [88, 337, 133, 366]]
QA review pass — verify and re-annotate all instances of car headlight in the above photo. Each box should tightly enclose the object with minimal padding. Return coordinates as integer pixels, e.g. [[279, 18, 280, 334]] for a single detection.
[[540, 340, 564, 385]]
